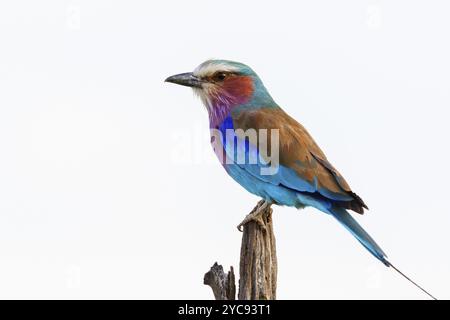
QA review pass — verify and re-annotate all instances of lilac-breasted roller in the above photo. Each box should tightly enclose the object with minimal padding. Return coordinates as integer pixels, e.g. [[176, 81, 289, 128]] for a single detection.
[[165, 59, 435, 299]]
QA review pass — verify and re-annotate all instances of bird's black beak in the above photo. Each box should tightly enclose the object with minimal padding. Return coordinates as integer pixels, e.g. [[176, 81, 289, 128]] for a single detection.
[[165, 72, 203, 88]]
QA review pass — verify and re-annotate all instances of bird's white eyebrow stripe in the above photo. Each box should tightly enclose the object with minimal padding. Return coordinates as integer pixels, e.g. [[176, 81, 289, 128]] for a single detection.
[[193, 62, 239, 78]]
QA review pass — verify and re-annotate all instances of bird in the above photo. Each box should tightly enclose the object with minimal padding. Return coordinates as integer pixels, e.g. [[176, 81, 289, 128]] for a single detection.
[[165, 59, 436, 299]]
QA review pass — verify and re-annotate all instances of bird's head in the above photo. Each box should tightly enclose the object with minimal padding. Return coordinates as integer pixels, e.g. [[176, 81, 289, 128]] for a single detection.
[[165, 60, 276, 126]]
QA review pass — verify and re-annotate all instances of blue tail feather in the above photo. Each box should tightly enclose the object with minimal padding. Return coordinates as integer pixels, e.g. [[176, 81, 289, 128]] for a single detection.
[[329, 206, 389, 266]]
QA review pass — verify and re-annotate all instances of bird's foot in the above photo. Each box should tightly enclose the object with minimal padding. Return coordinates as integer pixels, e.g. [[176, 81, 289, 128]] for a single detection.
[[237, 200, 271, 232]]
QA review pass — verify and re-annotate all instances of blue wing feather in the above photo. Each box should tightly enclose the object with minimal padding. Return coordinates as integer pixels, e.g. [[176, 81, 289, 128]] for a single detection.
[[218, 115, 350, 209]]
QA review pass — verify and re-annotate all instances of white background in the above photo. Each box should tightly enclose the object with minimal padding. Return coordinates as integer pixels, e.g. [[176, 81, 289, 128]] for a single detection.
[[0, 1, 449, 299]]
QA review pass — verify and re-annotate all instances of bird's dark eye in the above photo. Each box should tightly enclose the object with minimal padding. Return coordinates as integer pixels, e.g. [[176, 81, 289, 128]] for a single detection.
[[213, 72, 227, 82]]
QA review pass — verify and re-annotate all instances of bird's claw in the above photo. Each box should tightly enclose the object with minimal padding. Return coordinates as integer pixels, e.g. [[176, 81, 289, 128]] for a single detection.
[[237, 200, 270, 232], [237, 214, 267, 232]]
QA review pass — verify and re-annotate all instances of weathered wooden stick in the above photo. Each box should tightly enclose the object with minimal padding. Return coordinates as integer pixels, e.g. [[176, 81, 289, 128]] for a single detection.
[[204, 203, 277, 300], [238, 205, 277, 300]]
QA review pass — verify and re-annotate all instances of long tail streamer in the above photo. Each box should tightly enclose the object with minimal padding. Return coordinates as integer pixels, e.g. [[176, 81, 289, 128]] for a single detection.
[[386, 261, 437, 300]]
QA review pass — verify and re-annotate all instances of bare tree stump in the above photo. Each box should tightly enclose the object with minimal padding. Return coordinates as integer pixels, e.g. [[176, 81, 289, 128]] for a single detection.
[[203, 263, 236, 300], [204, 203, 277, 300]]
